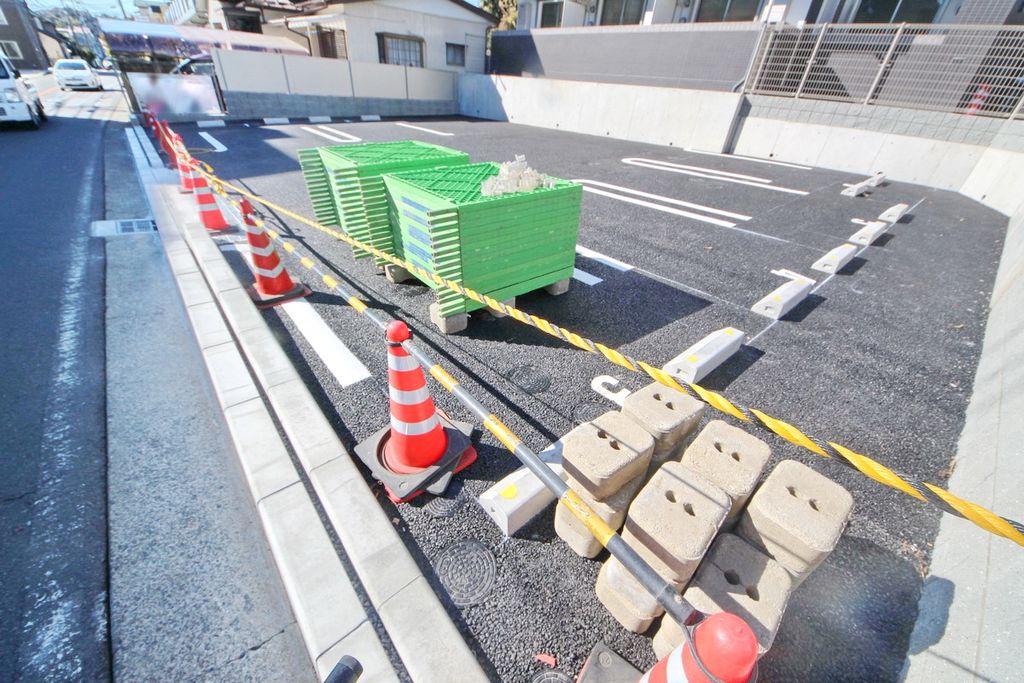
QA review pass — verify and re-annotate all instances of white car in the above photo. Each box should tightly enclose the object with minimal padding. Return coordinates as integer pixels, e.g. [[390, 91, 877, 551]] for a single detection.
[[55, 58, 102, 91], [0, 53, 46, 128]]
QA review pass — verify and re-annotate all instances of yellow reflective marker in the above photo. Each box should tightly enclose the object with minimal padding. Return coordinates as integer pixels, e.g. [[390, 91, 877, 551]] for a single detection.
[[300, 257, 314, 269], [500, 485, 519, 500], [322, 275, 338, 289]]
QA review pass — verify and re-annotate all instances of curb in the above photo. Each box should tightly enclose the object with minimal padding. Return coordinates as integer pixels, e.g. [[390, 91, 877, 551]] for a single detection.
[[128, 126, 487, 682]]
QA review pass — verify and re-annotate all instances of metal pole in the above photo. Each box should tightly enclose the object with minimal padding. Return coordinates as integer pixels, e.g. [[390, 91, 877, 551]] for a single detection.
[[795, 23, 829, 99], [864, 23, 906, 105]]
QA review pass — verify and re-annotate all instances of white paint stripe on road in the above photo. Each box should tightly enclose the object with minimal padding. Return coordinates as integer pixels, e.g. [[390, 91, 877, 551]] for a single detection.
[[575, 245, 633, 271], [622, 159, 810, 196], [221, 243, 371, 387], [682, 148, 814, 170], [316, 125, 363, 142], [574, 179, 751, 221], [299, 126, 358, 143], [198, 131, 227, 152], [624, 158, 773, 183], [572, 268, 603, 286], [395, 122, 454, 136], [580, 186, 739, 229]]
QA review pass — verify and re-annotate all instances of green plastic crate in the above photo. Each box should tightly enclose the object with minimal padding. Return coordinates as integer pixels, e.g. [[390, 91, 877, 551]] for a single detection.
[[298, 141, 469, 266], [382, 163, 582, 317]]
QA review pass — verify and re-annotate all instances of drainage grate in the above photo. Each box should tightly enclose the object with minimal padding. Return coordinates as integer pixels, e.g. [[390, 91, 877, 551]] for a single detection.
[[531, 671, 573, 683], [91, 218, 157, 237], [507, 365, 552, 394], [433, 540, 496, 607]]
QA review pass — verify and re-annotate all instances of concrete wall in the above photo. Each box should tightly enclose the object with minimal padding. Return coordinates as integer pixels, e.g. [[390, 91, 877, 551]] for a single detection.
[[219, 91, 456, 120], [457, 73, 744, 153]]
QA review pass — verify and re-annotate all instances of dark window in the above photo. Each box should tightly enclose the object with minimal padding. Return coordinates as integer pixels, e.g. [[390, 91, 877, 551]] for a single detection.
[[601, 0, 647, 25], [697, 0, 760, 21], [317, 28, 348, 59], [446, 43, 465, 66], [539, 1, 563, 27], [377, 33, 423, 67]]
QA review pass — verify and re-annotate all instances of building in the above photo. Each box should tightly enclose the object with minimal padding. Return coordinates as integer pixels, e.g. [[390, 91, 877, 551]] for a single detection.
[[135, 0, 172, 23], [207, 0, 495, 73], [517, 0, 1024, 27], [0, 0, 49, 70]]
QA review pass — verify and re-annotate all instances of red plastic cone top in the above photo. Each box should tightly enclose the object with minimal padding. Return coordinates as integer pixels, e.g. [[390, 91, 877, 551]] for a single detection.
[[382, 320, 448, 474], [239, 199, 299, 296], [640, 612, 757, 683]]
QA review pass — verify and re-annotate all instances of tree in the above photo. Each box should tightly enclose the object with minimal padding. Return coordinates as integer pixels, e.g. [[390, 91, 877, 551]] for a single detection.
[[481, 0, 518, 31]]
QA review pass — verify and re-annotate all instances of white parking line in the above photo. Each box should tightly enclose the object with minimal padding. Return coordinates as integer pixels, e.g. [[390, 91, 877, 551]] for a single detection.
[[198, 131, 227, 152], [220, 243, 371, 387], [622, 158, 810, 196], [572, 268, 603, 286], [300, 126, 362, 143], [574, 179, 751, 221], [316, 125, 363, 142], [575, 245, 633, 271], [395, 122, 453, 136], [683, 148, 814, 170]]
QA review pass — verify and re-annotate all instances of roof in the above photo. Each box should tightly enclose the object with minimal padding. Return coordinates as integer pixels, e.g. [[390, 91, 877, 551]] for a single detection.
[[97, 18, 308, 55], [243, 0, 497, 23]]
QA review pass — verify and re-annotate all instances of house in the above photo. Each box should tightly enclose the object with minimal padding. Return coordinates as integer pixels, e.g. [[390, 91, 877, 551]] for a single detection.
[[135, 0, 172, 23], [517, 0, 1024, 27], [208, 0, 495, 73], [0, 0, 49, 70]]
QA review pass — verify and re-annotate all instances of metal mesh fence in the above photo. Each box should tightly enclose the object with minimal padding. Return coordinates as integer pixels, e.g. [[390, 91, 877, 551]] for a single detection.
[[747, 23, 1024, 118]]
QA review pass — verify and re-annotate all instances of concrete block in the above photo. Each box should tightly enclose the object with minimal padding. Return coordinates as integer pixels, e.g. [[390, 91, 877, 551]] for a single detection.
[[186, 301, 232, 349], [488, 297, 515, 319], [840, 172, 884, 197], [680, 420, 772, 525], [263, 117, 290, 125], [223, 397, 300, 502], [561, 411, 654, 500], [555, 471, 645, 558], [316, 621, 398, 682], [383, 263, 413, 284], [479, 459, 568, 536], [308, 115, 332, 123], [623, 462, 729, 585], [197, 119, 226, 128], [602, 554, 668, 622], [595, 561, 658, 634], [237, 325, 297, 389], [680, 534, 794, 654], [429, 302, 468, 335], [879, 202, 910, 223], [622, 382, 705, 461], [750, 270, 814, 320], [849, 220, 889, 246], [202, 341, 260, 410], [663, 327, 744, 385], [544, 278, 571, 296], [736, 460, 853, 581], [811, 243, 858, 275], [266, 378, 346, 472], [176, 271, 214, 307]]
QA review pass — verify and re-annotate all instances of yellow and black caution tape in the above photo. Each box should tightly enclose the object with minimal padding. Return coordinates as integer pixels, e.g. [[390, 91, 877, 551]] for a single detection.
[[199, 161, 1024, 549]]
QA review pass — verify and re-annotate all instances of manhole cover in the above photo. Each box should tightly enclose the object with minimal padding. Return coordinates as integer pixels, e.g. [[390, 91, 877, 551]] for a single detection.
[[572, 400, 607, 425], [434, 540, 496, 607], [507, 365, 551, 394], [424, 491, 462, 518], [531, 671, 572, 683]]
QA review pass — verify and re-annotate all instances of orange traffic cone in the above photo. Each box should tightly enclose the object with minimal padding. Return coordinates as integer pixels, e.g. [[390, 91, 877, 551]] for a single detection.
[[640, 613, 757, 683], [239, 199, 310, 307], [192, 165, 233, 231], [172, 133, 197, 193], [965, 84, 991, 115]]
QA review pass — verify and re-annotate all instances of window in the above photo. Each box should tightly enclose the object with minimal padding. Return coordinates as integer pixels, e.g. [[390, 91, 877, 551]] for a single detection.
[[0, 7, 7, 25], [696, 0, 761, 21], [0, 41, 23, 61], [539, 1, 563, 27], [600, 0, 647, 25], [377, 33, 423, 67], [317, 27, 348, 60], [446, 43, 465, 67]]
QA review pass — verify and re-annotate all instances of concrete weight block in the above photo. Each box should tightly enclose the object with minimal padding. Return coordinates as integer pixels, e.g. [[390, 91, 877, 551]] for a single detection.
[[849, 220, 888, 246], [622, 382, 706, 463], [595, 562, 658, 634], [680, 420, 772, 525], [561, 411, 654, 500], [680, 534, 794, 654], [623, 462, 729, 585], [555, 472, 645, 558], [736, 460, 853, 582], [811, 243, 858, 275], [664, 327, 745, 385], [602, 555, 668, 621]]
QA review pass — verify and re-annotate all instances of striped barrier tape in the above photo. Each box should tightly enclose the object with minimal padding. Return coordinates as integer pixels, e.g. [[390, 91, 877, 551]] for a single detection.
[[193, 159, 1024, 549]]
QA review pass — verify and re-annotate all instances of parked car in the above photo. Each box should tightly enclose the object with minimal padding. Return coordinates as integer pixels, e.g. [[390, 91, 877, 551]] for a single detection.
[[0, 53, 46, 129], [171, 54, 216, 76], [55, 58, 102, 91]]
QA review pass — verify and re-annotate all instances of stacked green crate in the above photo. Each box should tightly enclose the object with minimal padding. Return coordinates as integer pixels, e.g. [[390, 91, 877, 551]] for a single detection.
[[383, 163, 582, 317], [298, 141, 469, 266], [297, 148, 339, 227]]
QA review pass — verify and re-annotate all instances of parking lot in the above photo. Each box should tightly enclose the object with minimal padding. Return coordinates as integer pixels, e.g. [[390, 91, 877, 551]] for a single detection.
[[177, 117, 1006, 681]]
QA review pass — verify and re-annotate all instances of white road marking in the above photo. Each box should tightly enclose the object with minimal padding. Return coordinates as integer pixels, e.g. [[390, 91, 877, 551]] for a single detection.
[[683, 148, 814, 170], [316, 125, 363, 142], [626, 159, 772, 184], [395, 121, 453, 136], [300, 126, 360, 143], [572, 268, 603, 286], [220, 243, 371, 387], [575, 245, 633, 271], [198, 131, 227, 152], [574, 179, 751, 221], [622, 158, 810, 196]]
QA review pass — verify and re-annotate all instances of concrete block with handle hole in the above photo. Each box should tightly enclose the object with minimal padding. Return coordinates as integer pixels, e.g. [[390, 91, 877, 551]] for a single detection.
[[623, 462, 730, 586], [600, 554, 670, 624], [561, 411, 654, 500], [595, 561, 658, 634], [676, 534, 793, 655], [554, 471, 645, 558], [736, 459, 853, 584], [680, 420, 772, 526], [622, 382, 706, 465]]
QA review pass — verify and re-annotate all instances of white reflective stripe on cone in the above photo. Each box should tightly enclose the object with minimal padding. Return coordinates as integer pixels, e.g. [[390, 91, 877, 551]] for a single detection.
[[253, 263, 285, 278], [387, 353, 420, 372], [666, 645, 685, 681], [249, 242, 276, 257], [389, 385, 430, 404], [391, 414, 439, 436], [200, 205, 223, 214]]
